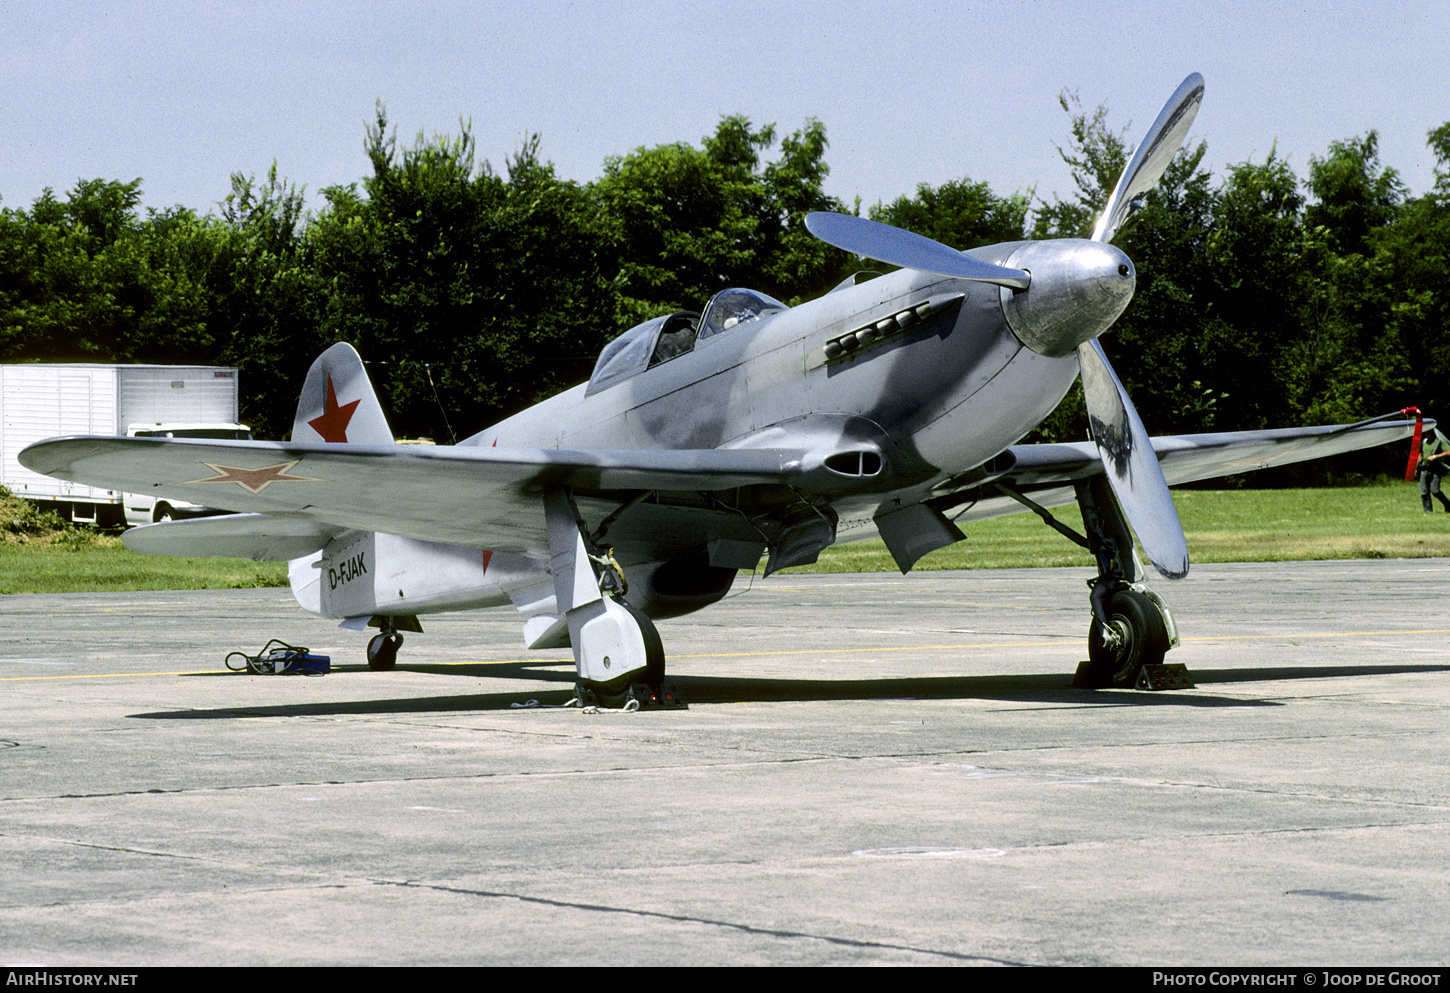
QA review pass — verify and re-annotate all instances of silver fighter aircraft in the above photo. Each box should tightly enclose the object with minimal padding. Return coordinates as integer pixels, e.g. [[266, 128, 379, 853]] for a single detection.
[[21, 74, 1422, 703]]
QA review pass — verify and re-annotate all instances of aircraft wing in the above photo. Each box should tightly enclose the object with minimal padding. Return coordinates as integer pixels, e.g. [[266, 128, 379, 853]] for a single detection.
[[22, 418, 1419, 559], [19, 436, 805, 552], [948, 418, 1422, 523]]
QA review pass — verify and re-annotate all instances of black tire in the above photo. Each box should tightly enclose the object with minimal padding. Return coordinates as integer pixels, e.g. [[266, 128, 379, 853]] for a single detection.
[[367, 632, 402, 671], [1086, 589, 1168, 688], [154, 504, 174, 524], [618, 599, 666, 687], [586, 675, 634, 709]]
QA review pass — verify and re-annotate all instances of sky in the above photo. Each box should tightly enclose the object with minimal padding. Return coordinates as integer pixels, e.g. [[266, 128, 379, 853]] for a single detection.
[[3, 0, 1447, 222]]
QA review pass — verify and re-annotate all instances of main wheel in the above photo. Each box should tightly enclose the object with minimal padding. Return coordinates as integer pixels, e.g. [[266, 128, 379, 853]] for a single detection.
[[619, 599, 665, 687], [579, 600, 666, 708], [367, 632, 402, 671], [1086, 589, 1168, 688]]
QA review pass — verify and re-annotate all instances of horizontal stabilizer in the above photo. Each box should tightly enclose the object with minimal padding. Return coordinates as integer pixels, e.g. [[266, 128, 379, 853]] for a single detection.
[[122, 513, 346, 561]]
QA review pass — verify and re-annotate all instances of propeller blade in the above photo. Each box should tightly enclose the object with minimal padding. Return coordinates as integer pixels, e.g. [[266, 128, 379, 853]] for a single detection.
[[1073, 75, 1201, 579], [1078, 339, 1189, 579], [1090, 72, 1205, 244], [805, 212, 1031, 290]]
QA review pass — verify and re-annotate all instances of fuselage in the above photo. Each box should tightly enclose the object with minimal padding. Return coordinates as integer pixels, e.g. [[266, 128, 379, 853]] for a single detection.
[[476, 241, 1106, 533]]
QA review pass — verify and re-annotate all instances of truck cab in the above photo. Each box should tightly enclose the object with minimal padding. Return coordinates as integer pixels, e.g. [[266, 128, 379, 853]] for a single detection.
[[123, 423, 252, 525]]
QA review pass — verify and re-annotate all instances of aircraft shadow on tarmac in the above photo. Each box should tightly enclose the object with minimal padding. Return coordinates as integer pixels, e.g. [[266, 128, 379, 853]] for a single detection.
[[134, 661, 1450, 720]]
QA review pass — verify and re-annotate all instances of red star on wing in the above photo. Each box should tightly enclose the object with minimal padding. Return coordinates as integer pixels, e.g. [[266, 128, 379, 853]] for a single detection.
[[184, 460, 325, 494], [308, 374, 361, 443]]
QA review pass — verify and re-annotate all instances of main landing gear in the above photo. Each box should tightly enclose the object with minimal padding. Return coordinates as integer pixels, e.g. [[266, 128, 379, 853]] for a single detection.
[[568, 597, 671, 709], [1001, 476, 1184, 689], [1074, 477, 1181, 688], [1085, 585, 1170, 688], [543, 488, 684, 709]]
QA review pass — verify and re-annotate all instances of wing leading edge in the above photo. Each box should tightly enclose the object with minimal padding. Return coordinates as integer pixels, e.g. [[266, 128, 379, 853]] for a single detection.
[[945, 418, 1424, 525], [20, 436, 806, 553]]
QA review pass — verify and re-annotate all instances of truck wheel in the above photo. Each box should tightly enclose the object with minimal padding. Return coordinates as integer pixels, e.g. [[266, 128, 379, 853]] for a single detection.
[[154, 504, 174, 523]]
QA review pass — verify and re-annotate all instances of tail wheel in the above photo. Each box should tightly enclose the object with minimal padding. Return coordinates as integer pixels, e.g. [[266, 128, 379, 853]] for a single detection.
[[1087, 589, 1168, 688], [367, 632, 402, 671]]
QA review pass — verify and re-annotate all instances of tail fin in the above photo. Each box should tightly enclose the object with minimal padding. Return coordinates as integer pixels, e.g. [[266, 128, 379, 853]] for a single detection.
[[292, 343, 394, 445]]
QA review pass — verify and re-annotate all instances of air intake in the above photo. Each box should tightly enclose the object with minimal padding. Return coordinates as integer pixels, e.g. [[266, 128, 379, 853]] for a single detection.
[[824, 450, 883, 476]]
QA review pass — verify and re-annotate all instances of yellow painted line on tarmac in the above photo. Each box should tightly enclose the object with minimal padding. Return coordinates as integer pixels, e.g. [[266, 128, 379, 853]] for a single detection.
[[659, 628, 1450, 660], [0, 668, 229, 681], [0, 659, 579, 681], [668, 643, 1067, 659], [7, 628, 1450, 681], [1179, 628, 1450, 642]]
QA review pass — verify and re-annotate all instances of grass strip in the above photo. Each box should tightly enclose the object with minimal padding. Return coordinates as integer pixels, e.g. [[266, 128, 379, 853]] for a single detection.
[[3, 479, 1445, 593]]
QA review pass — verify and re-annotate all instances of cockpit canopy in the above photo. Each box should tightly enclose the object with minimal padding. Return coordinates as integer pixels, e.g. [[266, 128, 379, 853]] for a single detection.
[[586, 288, 787, 394], [698, 287, 787, 339]]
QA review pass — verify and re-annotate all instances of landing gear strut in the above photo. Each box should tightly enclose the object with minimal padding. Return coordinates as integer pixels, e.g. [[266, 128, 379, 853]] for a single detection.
[[997, 476, 1180, 689], [544, 488, 683, 709], [1074, 476, 1176, 688]]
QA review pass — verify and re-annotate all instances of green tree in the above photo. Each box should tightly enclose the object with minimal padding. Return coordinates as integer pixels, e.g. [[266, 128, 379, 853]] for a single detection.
[[1195, 152, 1308, 433], [1306, 133, 1405, 257], [0, 179, 212, 364], [759, 119, 853, 295], [202, 165, 324, 437], [1099, 142, 1218, 435], [869, 177, 1029, 252], [307, 109, 619, 440], [593, 115, 849, 328], [1357, 125, 1450, 427]]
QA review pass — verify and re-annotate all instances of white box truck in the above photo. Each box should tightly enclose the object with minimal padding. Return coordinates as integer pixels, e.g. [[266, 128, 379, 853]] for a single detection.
[[0, 364, 250, 527]]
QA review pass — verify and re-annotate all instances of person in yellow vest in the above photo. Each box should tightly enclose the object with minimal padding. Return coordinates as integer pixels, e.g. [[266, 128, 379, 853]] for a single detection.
[[1419, 428, 1450, 513]]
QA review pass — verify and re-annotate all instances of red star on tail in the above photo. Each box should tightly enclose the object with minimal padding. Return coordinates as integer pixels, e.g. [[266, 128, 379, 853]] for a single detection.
[[308, 374, 361, 443]]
